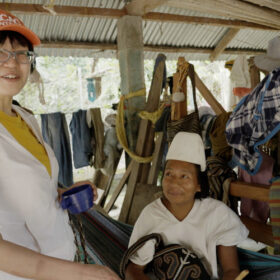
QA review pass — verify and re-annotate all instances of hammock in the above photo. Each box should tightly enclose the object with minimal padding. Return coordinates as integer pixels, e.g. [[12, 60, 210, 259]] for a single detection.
[[75, 209, 280, 280], [73, 209, 133, 271]]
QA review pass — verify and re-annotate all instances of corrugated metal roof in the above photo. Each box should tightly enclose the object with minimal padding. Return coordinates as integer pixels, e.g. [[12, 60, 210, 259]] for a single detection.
[[2, 0, 280, 60]]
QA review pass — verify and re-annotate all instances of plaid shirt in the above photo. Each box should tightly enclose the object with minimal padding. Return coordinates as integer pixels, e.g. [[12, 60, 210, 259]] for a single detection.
[[226, 67, 280, 175]]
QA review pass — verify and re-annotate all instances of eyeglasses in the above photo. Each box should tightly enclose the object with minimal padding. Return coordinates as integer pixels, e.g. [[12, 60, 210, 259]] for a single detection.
[[0, 48, 36, 65]]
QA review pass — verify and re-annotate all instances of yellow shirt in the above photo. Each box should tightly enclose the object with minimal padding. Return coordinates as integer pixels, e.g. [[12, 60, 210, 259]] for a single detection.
[[0, 110, 51, 176]]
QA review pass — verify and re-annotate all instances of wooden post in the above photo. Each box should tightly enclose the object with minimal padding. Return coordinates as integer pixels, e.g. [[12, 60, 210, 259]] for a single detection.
[[117, 15, 146, 153], [139, 55, 166, 183], [103, 161, 133, 213], [118, 54, 166, 223], [171, 57, 187, 121], [147, 132, 165, 185], [97, 150, 123, 208], [194, 72, 226, 115]]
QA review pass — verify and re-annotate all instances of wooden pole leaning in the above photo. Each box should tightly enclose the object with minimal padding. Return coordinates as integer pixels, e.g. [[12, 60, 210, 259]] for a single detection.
[[118, 54, 167, 224]]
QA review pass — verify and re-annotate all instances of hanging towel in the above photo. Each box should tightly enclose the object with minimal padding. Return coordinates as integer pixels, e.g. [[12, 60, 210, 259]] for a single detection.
[[226, 67, 280, 175], [41, 112, 73, 186], [70, 110, 93, 169]]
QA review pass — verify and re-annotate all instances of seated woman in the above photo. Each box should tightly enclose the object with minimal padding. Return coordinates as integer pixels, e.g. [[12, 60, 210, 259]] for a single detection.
[[125, 132, 249, 280]]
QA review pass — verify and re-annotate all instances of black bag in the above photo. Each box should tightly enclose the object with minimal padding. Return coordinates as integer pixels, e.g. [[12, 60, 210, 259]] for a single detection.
[[120, 233, 210, 280], [167, 64, 201, 143]]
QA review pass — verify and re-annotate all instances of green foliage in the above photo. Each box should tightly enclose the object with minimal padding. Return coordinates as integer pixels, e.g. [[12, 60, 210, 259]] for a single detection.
[[14, 56, 230, 182], [15, 57, 229, 115]]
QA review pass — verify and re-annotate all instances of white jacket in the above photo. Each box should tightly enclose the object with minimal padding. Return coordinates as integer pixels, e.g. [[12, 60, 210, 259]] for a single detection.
[[0, 105, 75, 280]]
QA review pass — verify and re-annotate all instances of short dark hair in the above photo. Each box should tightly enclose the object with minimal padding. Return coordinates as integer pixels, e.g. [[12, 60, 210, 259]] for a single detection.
[[194, 164, 209, 199], [0, 31, 35, 73]]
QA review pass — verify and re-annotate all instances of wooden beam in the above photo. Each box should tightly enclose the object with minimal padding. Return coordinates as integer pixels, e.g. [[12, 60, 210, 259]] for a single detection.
[[0, 3, 126, 18], [125, 0, 168, 16], [103, 161, 133, 213], [147, 132, 165, 185], [0, 3, 276, 30], [143, 12, 276, 30], [245, 0, 280, 12], [39, 41, 117, 50], [230, 181, 270, 202], [194, 73, 226, 115], [240, 216, 274, 246], [140, 55, 166, 183], [210, 28, 240, 61], [118, 126, 147, 223], [119, 54, 165, 223], [166, 0, 280, 29], [144, 45, 266, 56], [38, 41, 266, 57]]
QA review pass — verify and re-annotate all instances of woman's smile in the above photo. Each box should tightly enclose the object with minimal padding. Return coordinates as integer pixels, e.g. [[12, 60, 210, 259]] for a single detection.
[[166, 188, 184, 196], [1, 72, 20, 81]]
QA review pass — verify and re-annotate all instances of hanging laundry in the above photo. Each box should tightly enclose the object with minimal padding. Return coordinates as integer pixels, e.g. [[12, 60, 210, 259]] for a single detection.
[[70, 110, 93, 168], [226, 67, 280, 175], [239, 151, 274, 223], [87, 78, 96, 102], [230, 55, 252, 98], [226, 56, 252, 111], [41, 112, 73, 186]]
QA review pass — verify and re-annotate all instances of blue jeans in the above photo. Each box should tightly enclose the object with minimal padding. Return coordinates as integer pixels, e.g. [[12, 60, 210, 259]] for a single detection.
[[69, 110, 92, 168], [41, 112, 73, 187]]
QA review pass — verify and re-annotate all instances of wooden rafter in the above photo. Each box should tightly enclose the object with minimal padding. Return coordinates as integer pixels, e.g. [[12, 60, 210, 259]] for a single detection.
[[209, 28, 240, 61], [125, 0, 168, 16], [244, 0, 280, 12], [0, 3, 126, 18], [0, 3, 276, 30], [143, 13, 276, 30], [166, 0, 280, 29], [38, 41, 266, 56]]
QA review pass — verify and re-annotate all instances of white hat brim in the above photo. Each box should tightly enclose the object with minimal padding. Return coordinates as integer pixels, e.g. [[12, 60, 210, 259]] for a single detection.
[[254, 54, 280, 72]]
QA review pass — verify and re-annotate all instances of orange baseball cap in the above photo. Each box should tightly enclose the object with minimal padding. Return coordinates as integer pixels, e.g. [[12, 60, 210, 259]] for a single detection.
[[0, 9, 40, 46]]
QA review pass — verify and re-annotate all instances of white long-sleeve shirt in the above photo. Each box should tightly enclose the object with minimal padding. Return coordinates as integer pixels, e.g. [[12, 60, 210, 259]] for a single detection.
[[0, 105, 75, 280], [129, 197, 249, 279]]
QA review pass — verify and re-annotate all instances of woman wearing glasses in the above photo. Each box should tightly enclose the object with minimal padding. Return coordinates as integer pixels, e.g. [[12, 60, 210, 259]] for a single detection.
[[0, 9, 119, 280]]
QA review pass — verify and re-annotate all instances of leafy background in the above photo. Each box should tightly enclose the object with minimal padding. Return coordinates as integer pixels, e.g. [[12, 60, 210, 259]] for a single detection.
[[14, 57, 231, 182]]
